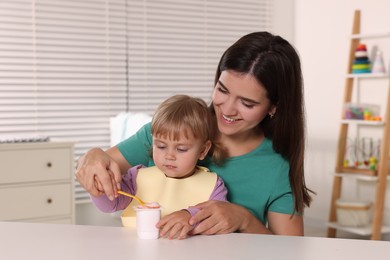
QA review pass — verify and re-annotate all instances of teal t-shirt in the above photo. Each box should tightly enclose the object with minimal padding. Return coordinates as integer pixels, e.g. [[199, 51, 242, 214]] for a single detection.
[[117, 122, 294, 224]]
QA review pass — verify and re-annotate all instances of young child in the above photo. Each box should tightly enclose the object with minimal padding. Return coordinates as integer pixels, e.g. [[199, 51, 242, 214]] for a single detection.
[[91, 95, 228, 239]]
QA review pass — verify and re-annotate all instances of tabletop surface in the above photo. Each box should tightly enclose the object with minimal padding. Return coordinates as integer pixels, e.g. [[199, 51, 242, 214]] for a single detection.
[[1, 221, 389, 260]]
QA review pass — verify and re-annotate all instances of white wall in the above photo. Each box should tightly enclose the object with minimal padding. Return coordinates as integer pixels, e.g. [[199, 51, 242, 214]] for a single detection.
[[272, 0, 295, 43], [295, 0, 390, 227]]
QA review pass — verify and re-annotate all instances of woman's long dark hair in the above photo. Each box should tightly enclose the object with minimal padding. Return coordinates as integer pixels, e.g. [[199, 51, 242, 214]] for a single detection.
[[213, 32, 313, 214]]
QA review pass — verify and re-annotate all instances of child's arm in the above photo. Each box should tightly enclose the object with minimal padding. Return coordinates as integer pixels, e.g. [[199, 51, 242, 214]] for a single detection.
[[208, 176, 228, 201]]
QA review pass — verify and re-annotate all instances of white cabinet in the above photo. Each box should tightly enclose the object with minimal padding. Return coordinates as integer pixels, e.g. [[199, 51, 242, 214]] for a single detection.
[[0, 142, 75, 224]]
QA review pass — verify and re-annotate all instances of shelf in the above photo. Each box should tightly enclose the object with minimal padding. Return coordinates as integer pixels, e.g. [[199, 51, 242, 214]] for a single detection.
[[335, 166, 390, 177], [327, 222, 390, 236], [346, 73, 389, 79], [335, 167, 377, 176], [350, 32, 390, 39], [329, 10, 390, 240], [327, 10, 390, 240], [333, 173, 390, 182], [341, 119, 384, 126]]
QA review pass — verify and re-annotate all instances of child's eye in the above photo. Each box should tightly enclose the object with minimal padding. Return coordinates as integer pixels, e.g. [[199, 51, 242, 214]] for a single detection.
[[156, 144, 166, 149], [177, 148, 188, 153]]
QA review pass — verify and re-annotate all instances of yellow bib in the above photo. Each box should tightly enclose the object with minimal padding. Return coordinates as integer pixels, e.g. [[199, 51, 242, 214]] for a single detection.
[[121, 166, 218, 227]]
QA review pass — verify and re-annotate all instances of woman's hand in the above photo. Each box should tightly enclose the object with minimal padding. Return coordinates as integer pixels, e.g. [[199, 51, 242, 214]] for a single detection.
[[188, 200, 304, 236], [188, 200, 271, 235], [75, 147, 124, 200], [157, 210, 193, 240]]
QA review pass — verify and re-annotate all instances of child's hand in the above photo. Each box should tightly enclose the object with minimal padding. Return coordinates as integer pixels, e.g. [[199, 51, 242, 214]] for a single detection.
[[156, 210, 193, 240]]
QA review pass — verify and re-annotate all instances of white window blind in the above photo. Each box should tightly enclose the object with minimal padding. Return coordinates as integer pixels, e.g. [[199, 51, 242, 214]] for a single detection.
[[0, 0, 127, 203], [0, 0, 273, 203], [126, 0, 273, 113]]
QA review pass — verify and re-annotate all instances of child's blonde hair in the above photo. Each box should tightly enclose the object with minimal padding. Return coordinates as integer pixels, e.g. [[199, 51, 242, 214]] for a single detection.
[[151, 95, 226, 164]]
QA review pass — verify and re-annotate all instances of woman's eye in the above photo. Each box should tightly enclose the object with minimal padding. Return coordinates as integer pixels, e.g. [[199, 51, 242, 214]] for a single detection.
[[241, 100, 255, 108], [217, 86, 228, 94]]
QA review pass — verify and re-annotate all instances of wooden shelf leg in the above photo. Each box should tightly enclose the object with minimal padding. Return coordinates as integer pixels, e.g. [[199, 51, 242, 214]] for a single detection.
[[328, 10, 360, 239], [327, 176, 342, 238], [370, 80, 390, 240]]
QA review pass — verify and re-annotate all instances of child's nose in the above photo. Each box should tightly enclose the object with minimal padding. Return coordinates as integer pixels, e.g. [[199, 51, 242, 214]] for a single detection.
[[165, 150, 176, 161]]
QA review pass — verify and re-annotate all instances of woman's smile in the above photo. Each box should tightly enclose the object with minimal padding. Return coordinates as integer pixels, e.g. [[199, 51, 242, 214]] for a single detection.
[[222, 114, 241, 123]]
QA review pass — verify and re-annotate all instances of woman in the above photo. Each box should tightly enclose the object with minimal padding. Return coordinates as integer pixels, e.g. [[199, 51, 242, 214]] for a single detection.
[[76, 31, 313, 236]]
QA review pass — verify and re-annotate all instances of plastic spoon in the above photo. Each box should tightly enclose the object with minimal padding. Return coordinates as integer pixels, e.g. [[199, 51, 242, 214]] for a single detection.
[[117, 190, 147, 207], [117, 190, 161, 209]]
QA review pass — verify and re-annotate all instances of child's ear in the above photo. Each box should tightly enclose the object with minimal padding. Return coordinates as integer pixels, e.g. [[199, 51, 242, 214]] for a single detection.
[[199, 140, 212, 160]]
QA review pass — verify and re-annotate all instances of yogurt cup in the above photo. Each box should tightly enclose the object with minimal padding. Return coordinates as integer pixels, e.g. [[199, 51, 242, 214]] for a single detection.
[[134, 204, 162, 239]]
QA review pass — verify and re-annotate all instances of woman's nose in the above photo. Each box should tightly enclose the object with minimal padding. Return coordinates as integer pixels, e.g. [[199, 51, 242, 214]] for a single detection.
[[221, 97, 237, 115]]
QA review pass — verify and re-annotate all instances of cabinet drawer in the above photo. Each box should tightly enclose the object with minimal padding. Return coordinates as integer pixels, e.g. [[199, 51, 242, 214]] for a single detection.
[[0, 148, 72, 184], [0, 183, 72, 221]]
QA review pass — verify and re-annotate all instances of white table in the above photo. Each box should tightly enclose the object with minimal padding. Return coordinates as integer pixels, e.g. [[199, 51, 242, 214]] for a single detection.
[[0, 221, 389, 259]]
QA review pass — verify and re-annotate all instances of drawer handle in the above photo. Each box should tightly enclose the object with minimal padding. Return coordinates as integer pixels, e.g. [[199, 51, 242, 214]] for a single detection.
[[47, 198, 53, 204], [47, 162, 52, 168]]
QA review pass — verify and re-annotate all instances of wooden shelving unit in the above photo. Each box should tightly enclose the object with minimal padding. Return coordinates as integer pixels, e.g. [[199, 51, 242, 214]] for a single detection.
[[327, 10, 390, 240]]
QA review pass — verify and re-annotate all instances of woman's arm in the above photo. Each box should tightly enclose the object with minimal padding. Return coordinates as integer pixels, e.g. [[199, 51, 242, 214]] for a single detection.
[[75, 146, 131, 200], [188, 201, 303, 236], [267, 211, 304, 235]]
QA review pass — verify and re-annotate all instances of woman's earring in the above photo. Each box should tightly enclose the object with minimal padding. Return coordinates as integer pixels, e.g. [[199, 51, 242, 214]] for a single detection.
[[269, 113, 274, 119]]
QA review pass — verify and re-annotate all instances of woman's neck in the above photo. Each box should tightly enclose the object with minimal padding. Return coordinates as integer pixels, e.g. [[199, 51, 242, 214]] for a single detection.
[[220, 131, 264, 157]]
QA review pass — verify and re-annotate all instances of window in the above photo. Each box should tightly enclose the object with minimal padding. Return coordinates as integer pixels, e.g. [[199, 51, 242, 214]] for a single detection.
[[0, 0, 273, 203]]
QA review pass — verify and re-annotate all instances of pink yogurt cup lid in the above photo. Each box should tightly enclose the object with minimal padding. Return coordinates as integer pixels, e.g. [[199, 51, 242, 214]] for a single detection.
[[136, 202, 161, 209]]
